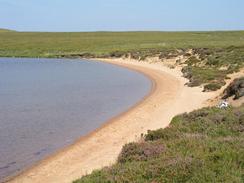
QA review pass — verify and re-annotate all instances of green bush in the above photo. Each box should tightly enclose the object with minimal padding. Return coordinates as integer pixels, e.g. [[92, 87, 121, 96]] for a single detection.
[[223, 77, 244, 100], [109, 51, 125, 58], [145, 127, 180, 141], [117, 141, 164, 163], [185, 56, 201, 66], [204, 83, 223, 91]]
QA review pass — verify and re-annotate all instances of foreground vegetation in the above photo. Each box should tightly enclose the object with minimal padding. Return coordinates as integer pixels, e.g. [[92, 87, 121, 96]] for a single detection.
[[1, 30, 243, 91], [75, 105, 244, 183]]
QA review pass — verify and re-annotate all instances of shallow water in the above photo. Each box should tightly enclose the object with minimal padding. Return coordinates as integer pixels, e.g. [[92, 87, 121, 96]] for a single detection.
[[0, 58, 151, 181]]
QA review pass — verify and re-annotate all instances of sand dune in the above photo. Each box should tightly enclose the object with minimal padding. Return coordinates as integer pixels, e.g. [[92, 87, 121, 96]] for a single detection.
[[9, 58, 215, 183]]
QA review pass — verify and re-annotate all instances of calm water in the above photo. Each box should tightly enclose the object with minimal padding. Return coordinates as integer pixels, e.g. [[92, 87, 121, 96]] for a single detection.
[[0, 58, 151, 181]]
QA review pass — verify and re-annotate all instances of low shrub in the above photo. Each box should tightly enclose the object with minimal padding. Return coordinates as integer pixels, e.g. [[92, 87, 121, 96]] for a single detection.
[[203, 83, 223, 91], [223, 77, 244, 100], [118, 142, 164, 163], [109, 51, 125, 58], [145, 127, 180, 141], [185, 56, 201, 66]]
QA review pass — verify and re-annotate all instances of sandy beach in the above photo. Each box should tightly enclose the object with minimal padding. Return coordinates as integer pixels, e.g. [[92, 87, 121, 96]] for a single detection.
[[8, 58, 216, 183]]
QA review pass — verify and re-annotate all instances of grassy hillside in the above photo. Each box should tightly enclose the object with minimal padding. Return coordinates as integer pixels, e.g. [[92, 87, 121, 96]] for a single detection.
[[0, 31, 244, 58], [75, 105, 244, 183]]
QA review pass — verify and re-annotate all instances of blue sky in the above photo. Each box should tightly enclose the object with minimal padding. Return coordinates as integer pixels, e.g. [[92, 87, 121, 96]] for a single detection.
[[0, 0, 244, 32]]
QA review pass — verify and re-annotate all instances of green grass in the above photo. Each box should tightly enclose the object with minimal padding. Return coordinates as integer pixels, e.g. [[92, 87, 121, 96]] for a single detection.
[[75, 105, 244, 183], [0, 28, 15, 33], [0, 31, 244, 58]]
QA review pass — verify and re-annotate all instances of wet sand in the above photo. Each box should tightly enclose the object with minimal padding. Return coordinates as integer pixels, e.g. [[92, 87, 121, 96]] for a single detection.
[[9, 58, 214, 183]]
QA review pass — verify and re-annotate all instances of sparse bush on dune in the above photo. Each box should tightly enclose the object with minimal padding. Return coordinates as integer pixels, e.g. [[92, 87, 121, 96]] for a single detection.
[[180, 47, 244, 91], [109, 51, 125, 58], [203, 83, 223, 92], [223, 77, 244, 100], [145, 127, 180, 141], [75, 105, 244, 183], [59, 52, 96, 58], [117, 141, 164, 163], [185, 56, 201, 66]]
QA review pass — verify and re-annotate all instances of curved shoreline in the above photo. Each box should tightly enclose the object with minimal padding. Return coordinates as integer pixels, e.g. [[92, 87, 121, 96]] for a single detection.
[[8, 58, 214, 183]]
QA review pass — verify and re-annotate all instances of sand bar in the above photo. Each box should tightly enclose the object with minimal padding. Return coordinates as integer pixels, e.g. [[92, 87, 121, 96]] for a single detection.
[[9, 58, 215, 183]]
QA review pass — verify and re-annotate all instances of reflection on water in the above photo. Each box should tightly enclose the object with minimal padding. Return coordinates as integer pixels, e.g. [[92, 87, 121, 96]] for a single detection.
[[0, 58, 151, 181]]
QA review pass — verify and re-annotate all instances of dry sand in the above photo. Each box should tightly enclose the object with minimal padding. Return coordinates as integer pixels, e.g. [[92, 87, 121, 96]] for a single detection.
[[9, 58, 216, 183]]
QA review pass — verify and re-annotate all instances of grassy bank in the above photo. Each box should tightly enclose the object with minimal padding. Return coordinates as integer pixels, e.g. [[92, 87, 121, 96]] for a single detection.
[[75, 105, 244, 183]]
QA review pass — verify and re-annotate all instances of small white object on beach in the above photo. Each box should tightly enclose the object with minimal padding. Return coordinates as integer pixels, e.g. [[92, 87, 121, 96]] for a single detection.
[[218, 100, 229, 109]]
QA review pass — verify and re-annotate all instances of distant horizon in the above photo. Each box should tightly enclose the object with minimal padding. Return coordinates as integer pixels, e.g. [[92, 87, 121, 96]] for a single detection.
[[0, 0, 244, 32], [1, 28, 244, 33]]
